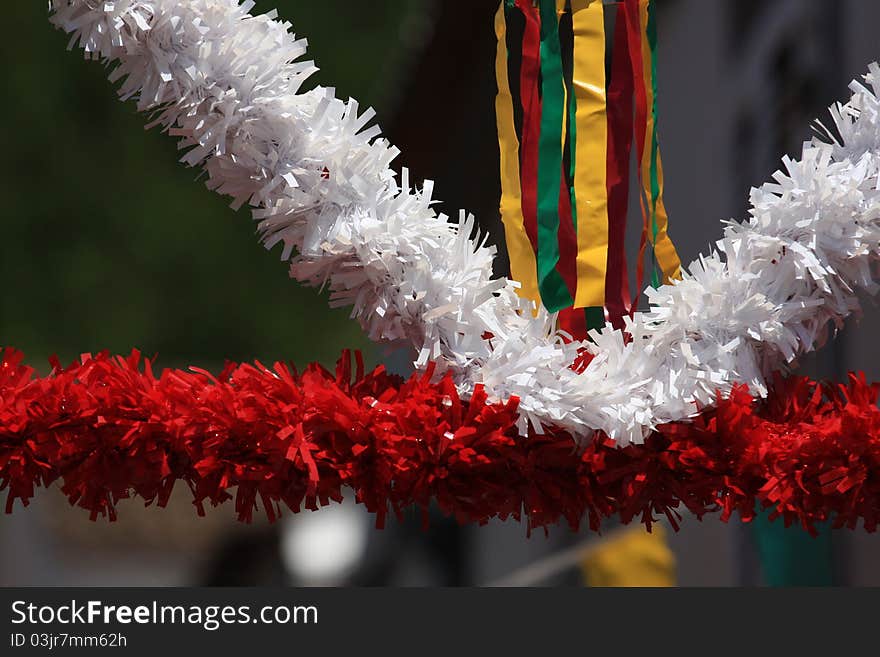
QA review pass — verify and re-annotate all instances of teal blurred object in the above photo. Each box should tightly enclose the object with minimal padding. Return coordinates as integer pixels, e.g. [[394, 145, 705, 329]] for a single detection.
[[752, 507, 834, 586], [0, 1, 424, 370]]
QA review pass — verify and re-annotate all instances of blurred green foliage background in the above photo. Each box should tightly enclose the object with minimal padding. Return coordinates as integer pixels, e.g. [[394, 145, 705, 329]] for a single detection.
[[1, 1, 424, 368]]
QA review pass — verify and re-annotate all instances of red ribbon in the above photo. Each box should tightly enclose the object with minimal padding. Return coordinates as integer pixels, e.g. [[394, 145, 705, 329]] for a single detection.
[[557, 306, 588, 340], [605, 2, 635, 329], [517, 0, 579, 305], [516, 0, 542, 252], [624, 0, 650, 314]]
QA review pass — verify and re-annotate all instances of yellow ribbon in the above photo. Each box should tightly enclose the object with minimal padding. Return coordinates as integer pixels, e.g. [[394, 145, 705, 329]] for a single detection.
[[494, 3, 541, 309], [639, 0, 681, 283], [651, 161, 681, 283], [571, 0, 608, 309]]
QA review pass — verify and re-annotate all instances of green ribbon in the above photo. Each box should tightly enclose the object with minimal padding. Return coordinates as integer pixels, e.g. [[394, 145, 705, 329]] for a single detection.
[[536, 0, 574, 312]]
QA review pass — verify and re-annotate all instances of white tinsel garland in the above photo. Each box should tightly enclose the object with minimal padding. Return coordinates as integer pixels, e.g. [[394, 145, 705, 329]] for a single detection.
[[49, 0, 880, 444]]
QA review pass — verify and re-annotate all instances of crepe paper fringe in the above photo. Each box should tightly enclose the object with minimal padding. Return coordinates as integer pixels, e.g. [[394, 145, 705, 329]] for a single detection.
[[47, 1, 880, 444], [3, 347, 880, 535]]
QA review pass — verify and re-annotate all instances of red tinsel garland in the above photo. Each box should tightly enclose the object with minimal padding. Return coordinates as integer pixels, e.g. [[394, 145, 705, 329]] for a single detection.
[[2, 347, 879, 534]]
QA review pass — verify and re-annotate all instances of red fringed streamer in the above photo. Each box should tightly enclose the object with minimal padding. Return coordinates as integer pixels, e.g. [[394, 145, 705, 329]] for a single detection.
[[2, 347, 880, 534]]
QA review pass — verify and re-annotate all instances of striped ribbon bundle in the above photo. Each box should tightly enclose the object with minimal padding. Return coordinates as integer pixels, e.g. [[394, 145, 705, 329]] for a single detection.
[[494, 0, 681, 334]]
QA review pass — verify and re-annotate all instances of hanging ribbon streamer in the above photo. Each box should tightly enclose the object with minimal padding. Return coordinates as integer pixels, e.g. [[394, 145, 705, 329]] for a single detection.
[[553, 1, 580, 314], [623, 0, 651, 300], [493, 0, 680, 333], [494, 3, 541, 307], [517, 0, 542, 260], [556, 2, 591, 338], [605, 0, 635, 329], [637, 0, 681, 287], [570, 0, 608, 315], [537, 0, 576, 311]]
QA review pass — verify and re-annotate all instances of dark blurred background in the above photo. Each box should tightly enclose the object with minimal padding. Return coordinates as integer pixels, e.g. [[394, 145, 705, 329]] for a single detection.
[[5, 0, 880, 586]]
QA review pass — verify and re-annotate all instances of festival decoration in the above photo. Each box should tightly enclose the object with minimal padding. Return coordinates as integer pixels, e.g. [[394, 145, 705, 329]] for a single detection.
[[2, 346, 880, 533], [3, 0, 880, 528], [43, 0, 880, 446], [494, 0, 680, 331]]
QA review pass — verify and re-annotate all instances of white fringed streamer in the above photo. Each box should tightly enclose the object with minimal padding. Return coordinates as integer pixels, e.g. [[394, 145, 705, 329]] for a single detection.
[[49, 0, 880, 444]]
